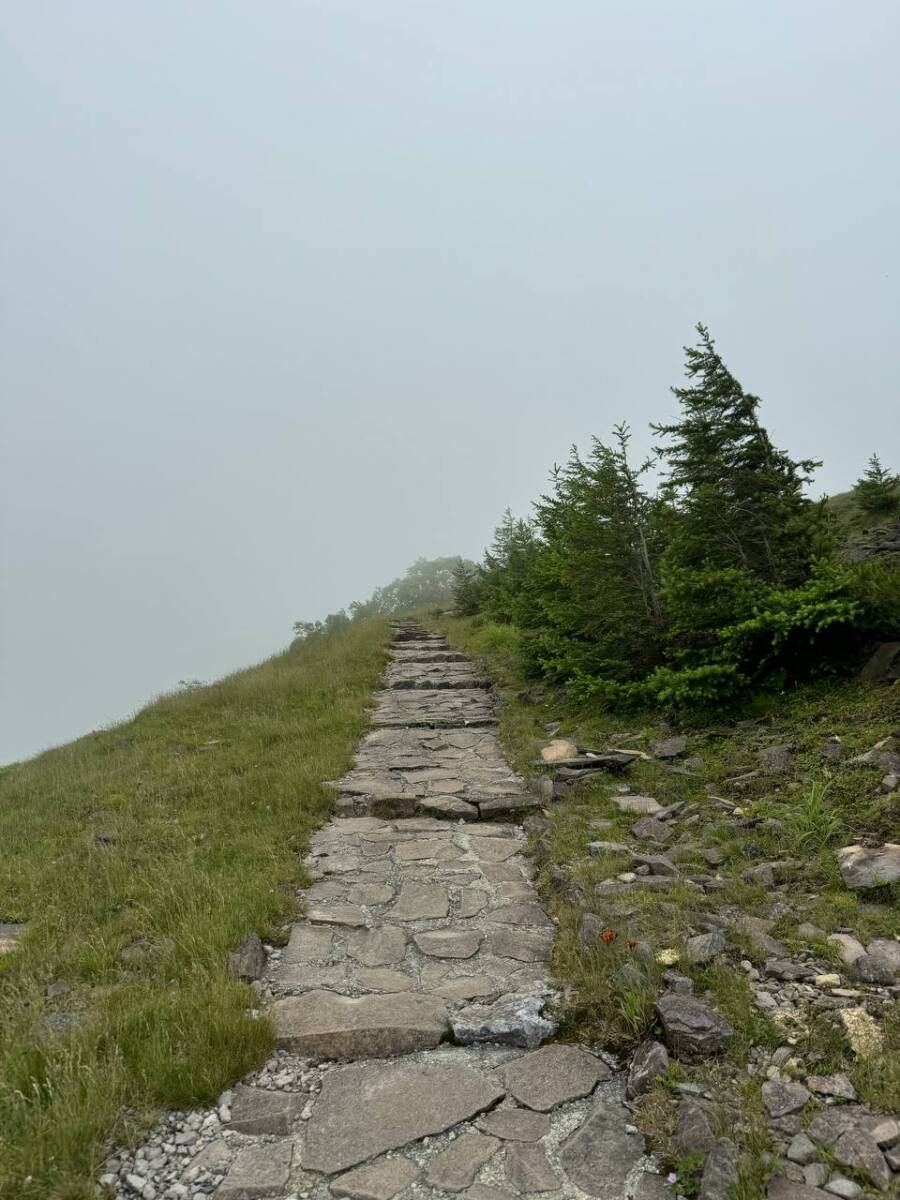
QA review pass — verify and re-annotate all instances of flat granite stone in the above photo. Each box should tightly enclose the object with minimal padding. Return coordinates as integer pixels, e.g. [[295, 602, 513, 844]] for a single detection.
[[501, 1044, 611, 1111], [349, 883, 396, 906], [476, 1107, 551, 1142], [435, 975, 501, 1001], [467, 837, 523, 863], [423, 1131, 501, 1192], [395, 840, 462, 864], [558, 1102, 646, 1199], [414, 930, 483, 959], [487, 903, 554, 928], [330, 1157, 420, 1200], [217, 1139, 293, 1199], [347, 926, 408, 966], [485, 928, 554, 963], [283, 926, 334, 964], [303, 1060, 506, 1174], [273, 990, 447, 1058], [353, 968, 417, 992], [390, 883, 450, 921], [307, 904, 368, 928], [228, 1085, 304, 1135], [614, 795, 662, 815], [504, 1143, 558, 1193]]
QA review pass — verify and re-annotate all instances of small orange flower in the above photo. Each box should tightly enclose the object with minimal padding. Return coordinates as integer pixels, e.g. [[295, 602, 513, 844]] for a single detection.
[[600, 929, 617, 943]]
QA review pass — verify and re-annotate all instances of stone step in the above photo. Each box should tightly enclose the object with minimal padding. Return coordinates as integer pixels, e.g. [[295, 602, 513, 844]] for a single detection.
[[272, 990, 449, 1058], [372, 689, 498, 728]]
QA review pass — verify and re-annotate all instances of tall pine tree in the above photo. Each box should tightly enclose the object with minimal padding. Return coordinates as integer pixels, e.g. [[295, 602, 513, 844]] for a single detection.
[[653, 324, 820, 587]]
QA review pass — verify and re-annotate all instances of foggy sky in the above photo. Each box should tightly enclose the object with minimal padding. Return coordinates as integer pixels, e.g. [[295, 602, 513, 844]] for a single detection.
[[2, 2, 898, 763]]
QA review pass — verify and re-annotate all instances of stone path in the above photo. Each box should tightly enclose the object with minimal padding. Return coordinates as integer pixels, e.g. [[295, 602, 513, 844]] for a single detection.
[[101, 621, 661, 1200]]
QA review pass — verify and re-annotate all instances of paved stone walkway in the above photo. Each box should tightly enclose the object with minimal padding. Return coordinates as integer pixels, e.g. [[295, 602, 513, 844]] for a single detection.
[[101, 623, 660, 1200]]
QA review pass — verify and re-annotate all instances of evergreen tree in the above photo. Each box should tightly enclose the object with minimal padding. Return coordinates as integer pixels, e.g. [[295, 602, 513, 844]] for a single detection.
[[529, 426, 666, 683], [853, 453, 899, 515], [479, 510, 541, 626], [653, 324, 820, 586]]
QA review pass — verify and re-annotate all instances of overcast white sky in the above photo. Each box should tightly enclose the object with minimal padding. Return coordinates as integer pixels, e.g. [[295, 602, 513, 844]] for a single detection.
[[2, 2, 898, 763]]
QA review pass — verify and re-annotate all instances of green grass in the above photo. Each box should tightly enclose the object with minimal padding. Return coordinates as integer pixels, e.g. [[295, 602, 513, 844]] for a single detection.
[[0, 616, 389, 1200]]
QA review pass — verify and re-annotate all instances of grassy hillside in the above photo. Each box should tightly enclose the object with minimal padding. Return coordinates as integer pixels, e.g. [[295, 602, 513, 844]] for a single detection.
[[827, 484, 900, 544], [0, 616, 389, 1200]]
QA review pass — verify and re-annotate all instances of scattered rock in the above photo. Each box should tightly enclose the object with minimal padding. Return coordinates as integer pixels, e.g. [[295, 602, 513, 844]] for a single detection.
[[839, 1007, 884, 1057], [626, 1040, 669, 1099], [541, 738, 580, 762], [685, 930, 726, 965], [615, 795, 663, 815], [761, 1079, 811, 1119], [758, 744, 794, 773], [650, 736, 687, 759], [413, 930, 483, 959], [656, 993, 734, 1058], [831, 1128, 891, 1190], [786, 1133, 818, 1165], [451, 992, 557, 1049], [228, 932, 266, 981], [827, 934, 866, 966], [699, 1138, 739, 1200], [673, 1097, 715, 1154], [836, 843, 900, 889], [806, 1074, 856, 1101]]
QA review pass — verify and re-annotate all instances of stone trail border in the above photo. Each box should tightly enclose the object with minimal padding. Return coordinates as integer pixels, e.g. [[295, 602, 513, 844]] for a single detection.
[[100, 620, 661, 1200]]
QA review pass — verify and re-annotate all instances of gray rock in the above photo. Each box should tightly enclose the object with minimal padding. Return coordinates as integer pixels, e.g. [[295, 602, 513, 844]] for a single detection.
[[733, 915, 788, 958], [423, 1132, 500, 1192], [307, 903, 368, 927], [477, 1107, 551, 1142], [228, 1085, 303, 1135], [615, 795, 663, 815], [767, 1181, 831, 1200], [390, 883, 449, 920], [626, 1040, 669, 1099], [758, 744, 794, 773], [804, 1165, 830, 1189], [867, 938, 900, 972], [650, 736, 687, 759], [504, 1143, 558, 1194], [797, 923, 827, 942], [631, 817, 673, 843], [656, 993, 734, 1058], [501, 1044, 611, 1111], [786, 1133, 818, 1165], [852, 952, 898, 984], [228, 933, 266, 981], [331, 1158, 420, 1200], [699, 1138, 739, 1200], [217, 1140, 293, 1199], [451, 992, 557, 1049], [827, 933, 866, 965], [673, 1098, 715, 1154], [836, 844, 900, 889], [303, 1059, 506, 1174], [761, 1079, 811, 1119], [558, 1102, 646, 1199], [831, 1128, 891, 1190], [824, 1180, 861, 1200], [685, 930, 726, 965], [806, 1074, 856, 1101], [806, 1109, 861, 1148], [272, 990, 448, 1058]]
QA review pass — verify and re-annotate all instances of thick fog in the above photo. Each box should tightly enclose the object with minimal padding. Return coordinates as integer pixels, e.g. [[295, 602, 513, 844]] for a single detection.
[[2, 2, 898, 763]]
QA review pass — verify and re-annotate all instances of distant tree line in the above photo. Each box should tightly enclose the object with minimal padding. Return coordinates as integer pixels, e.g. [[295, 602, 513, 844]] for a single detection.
[[452, 325, 900, 712], [293, 556, 475, 641]]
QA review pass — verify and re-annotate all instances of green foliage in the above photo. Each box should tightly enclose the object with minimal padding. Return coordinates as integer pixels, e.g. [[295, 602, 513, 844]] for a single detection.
[[774, 779, 844, 854], [460, 325, 900, 714], [451, 559, 484, 616], [853, 452, 900, 515]]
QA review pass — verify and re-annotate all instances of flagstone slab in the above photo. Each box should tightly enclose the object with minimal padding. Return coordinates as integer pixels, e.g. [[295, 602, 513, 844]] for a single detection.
[[501, 1045, 612, 1111], [390, 882, 450, 920], [217, 1140, 293, 1199], [330, 1157, 420, 1200], [273, 990, 447, 1058], [558, 1102, 646, 1198], [302, 1060, 506, 1174], [424, 1131, 501, 1191], [414, 930, 483, 959], [347, 926, 409, 966]]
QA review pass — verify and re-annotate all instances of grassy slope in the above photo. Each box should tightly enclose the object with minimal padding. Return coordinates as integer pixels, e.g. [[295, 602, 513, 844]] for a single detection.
[[0, 616, 389, 1200], [435, 615, 900, 1195]]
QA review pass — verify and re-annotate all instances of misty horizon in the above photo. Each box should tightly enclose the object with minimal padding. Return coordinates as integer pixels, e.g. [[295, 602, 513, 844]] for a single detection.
[[3, 2, 898, 764]]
